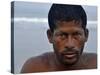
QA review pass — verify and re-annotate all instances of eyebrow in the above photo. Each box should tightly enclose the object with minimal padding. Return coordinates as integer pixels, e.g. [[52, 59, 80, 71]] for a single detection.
[[56, 29, 84, 35]]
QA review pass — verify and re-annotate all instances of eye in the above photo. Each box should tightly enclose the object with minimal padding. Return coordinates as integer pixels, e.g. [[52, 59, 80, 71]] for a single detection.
[[60, 34, 66, 37], [59, 33, 68, 40], [73, 32, 82, 36], [73, 32, 83, 39], [55, 33, 67, 40]]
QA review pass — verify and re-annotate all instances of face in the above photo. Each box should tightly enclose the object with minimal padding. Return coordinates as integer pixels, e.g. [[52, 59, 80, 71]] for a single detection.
[[47, 20, 88, 65]]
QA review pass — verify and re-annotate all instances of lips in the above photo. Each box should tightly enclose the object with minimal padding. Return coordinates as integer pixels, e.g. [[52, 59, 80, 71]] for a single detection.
[[62, 52, 77, 59], [65, 53, 76, 58]]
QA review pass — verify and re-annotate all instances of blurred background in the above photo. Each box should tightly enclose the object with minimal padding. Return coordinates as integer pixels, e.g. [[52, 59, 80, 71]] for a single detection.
[[12, 1, 97, 73]]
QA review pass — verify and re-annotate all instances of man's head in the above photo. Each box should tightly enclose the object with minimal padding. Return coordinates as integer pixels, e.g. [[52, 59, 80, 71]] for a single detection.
[[47, 4, 89, 65]]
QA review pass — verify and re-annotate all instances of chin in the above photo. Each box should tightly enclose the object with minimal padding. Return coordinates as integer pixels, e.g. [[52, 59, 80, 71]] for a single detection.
[[63, 60, 78, 65], [61, 57, 79, 66]]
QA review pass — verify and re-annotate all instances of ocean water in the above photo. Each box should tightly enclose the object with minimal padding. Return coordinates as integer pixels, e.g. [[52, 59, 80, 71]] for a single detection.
[[14, 21, 97, 73]]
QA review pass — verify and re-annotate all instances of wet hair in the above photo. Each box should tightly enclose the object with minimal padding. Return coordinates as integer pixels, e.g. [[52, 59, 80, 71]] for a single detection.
[[48, 4, 87, 32]]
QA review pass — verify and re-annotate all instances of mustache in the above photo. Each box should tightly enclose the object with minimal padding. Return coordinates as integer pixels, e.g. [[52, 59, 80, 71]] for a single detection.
[[61, 48, 79, 55]]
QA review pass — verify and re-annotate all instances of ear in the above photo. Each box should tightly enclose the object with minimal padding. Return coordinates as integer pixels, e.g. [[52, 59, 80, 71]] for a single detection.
[[84, 29, 89, 42], [47, 29, 53, 43]]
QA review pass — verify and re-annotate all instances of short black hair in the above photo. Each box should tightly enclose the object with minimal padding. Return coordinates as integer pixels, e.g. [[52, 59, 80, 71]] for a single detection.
[[48, 3, 87, 32]]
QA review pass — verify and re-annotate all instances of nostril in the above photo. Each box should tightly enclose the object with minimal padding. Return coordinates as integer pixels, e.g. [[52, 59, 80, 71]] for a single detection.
[[65, 46, 74, 50], [65, 41, 75, 49], [65, 43, 75, 50]]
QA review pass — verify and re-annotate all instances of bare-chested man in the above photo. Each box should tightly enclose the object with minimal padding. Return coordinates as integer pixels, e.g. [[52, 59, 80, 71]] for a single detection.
[[21, 4, 97, 73]]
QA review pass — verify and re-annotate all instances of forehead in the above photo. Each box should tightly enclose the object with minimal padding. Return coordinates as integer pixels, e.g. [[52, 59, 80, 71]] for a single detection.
[[56, 20, 82, 28], [55, 20, 84, 32]]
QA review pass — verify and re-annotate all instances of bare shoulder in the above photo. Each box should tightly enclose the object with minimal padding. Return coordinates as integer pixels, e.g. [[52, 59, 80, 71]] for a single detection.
[[20, 55, 42, 73], [21, 52, 53, 73], [81, 53, 97, 69], [82, 53, 97, 61]]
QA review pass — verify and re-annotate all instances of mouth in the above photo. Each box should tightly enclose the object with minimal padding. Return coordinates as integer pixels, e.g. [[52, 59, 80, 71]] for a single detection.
[[64, 53, 76, 58], [62, 52, 77, 59]]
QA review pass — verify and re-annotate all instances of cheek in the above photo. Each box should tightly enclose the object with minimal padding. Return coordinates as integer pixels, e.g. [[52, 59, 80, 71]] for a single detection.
[[53, 37, 65, 52], [75, 37, 86, 49]]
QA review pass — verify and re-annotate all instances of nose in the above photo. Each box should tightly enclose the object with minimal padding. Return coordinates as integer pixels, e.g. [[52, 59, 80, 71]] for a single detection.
[[65, 35, 75, 49]]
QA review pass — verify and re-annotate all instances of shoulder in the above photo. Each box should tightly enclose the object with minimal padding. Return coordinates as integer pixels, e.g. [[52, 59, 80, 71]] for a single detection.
[[81, 53, 97, 69], [21, 52, 54, 73], [82, 53, 97, 61]]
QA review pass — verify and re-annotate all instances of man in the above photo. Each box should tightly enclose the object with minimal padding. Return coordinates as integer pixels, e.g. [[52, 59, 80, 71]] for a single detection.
[[21, 4, 97, 73]]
